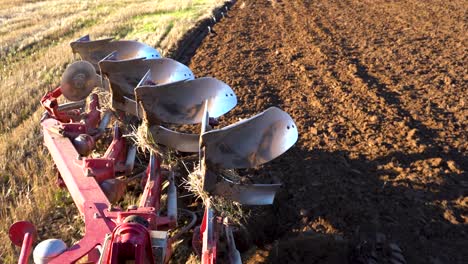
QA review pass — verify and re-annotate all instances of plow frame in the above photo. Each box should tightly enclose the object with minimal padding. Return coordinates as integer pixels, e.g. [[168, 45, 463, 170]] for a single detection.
[[9, 31, 298, 263], [12, 88, 177, 263]]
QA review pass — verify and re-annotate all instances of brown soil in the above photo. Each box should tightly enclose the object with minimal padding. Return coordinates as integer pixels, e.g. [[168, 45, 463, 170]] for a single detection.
[[187, 0, 467, 263]]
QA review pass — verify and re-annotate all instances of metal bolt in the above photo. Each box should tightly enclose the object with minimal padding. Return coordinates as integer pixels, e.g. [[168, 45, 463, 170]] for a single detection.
[[85, 168, 94, 177]]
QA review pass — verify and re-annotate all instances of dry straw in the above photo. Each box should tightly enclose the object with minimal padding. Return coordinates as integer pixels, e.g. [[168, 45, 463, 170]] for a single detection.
[[184, 164, 248, 224]]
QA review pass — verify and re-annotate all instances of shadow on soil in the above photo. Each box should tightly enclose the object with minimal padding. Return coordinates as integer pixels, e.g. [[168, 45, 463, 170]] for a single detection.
[[239, 145, 467, 264]]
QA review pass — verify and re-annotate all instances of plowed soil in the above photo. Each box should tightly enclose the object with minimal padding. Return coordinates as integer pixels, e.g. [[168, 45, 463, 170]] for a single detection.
[[187, 0, 467, 263]]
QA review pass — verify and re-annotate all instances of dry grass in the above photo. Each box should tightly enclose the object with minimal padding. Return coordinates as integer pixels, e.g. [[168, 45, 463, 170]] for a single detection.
[[127, 123, 162, 156], [184, 165, 247, 224], [0, 0, 229, 262]]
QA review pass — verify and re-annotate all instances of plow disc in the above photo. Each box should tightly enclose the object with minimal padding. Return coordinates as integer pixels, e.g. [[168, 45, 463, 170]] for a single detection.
[[9, 35, 298, 264], [61, 61, 99, 101]]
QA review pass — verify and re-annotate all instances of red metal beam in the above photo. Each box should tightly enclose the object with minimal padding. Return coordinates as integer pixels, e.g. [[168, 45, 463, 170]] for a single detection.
[[42, 118, 110, 214], [49, 202, 116, 264], [43, 118, 119, 263]]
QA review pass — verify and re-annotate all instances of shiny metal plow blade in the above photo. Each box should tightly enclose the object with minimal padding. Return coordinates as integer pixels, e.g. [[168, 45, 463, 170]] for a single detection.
[[148, 126, 199, 153], [213, 181, 281, 205], [136, 77, 237, 125], [201, 107, 298, 168], [99, 57, 194, 102], [70, 35, 161, 70]]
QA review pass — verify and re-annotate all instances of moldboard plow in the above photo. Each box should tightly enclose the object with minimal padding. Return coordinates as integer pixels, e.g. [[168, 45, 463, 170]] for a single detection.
[[9, 35, 298, 264]]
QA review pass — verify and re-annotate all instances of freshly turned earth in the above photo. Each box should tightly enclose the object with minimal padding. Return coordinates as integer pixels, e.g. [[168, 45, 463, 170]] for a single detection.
[[187, 0, 467, 263]]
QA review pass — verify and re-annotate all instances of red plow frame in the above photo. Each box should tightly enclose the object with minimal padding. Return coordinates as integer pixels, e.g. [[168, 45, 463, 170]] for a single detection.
[[9, 35, 298, 264]]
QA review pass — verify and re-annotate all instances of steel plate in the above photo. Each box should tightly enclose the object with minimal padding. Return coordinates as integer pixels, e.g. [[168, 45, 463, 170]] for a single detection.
[[70, 35, 161, 70], [99, 57, 194, 102], [136, 77, 237, 125], [201, 107, 298, 168]]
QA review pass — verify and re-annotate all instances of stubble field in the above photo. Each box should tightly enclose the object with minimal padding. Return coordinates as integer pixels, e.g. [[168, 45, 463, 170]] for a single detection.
[[1, 0, 467, 263], [0, 0, 228, 262]]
